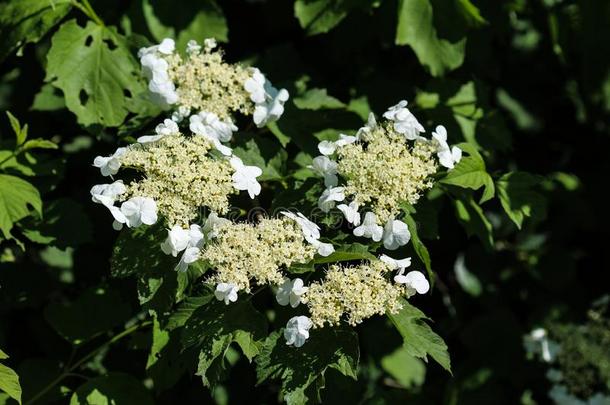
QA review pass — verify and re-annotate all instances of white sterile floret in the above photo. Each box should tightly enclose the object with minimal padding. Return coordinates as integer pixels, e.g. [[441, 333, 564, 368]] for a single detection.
[[382, 219, 411, 250], [244, 68, 289, 127], [379, 254, 412, 271], [394, 269, 430, 294], [157, 38, 175, 54], [90, 181, 126, 207], [310, 239, 335, 257], [160, 225, 191, 256], [356, 112, 377, 138], [353, 212, 383, 241], [203, 212, 231, 239], [383, 100, 425, 141], [310, 156, 338, 187], [186, 39, 201, 55], [432, 125, 462, 169], [171, 106, 191, 123], [203, 38, 217, 51], [276, 278, 308, 308], [335, 133, 358, 147], [525, 328, 559, 363], [284, 316, 313, 348], [137, 119, 180, 144], [318, 186, 345, 212], [189, 111, 237, 143], [318, 140, 337, 156], [118, 196, 158, 228], [280, 211, 320, 242], [230, 157, 263, 198], [215, 282, 239, 305], [139, 39, 179, 107], [93, 147, 126, 177], [337, 201, 361, 226]]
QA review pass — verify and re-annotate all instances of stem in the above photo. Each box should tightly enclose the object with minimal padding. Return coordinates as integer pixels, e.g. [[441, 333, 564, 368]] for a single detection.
[[0, 149, 20, 167], [71, 0, 104, 26], [24, 321, 151, 405]]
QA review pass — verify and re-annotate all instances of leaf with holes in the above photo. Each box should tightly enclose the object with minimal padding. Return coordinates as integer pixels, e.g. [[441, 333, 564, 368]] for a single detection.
[[45, 19, 146, 127]]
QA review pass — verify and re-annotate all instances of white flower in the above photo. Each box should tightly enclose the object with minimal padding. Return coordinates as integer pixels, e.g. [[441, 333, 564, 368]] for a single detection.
[[137, 119, 180, 143], [244, 68, 289, 127], [186, 39, 201, 55], [215, 283, 238, 305], [334, 133, 358, 147], [93, 147, 127, 177], [280, 211, 320, 242], [160, 225, 191, 256], [171, 106, 191, 123], [356, 112, 377, 138], [382, 219, 411, 250], [175, 247, 201, 272], [353, 212, 383, 241], [317, 140, 337, 156], [432, 126, 462, 169], [90, 181, 126, 207], [337, 201, 361, 226], [189, 112, 237, 143], [284, 316, 313, 348], [203, 213, 230, 239], [139, 39, 178, 107], [309, 156, 338, 187], [203, 38, 217, 51], [379, 254, 412, 271], [318, 186, 345, 212], [276, 278, 308, 308], [310, 239, 335, 256], [120, 197, 158, 228], [157, 38, 175, 54], [394, 270, 430, 294], [230, 157, 263, 199], [525, 328, 559, 363], [383, 100, 425, 140]]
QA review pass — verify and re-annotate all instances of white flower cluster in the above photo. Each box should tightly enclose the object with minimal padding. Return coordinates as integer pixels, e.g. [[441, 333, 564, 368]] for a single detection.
[[310, 100, 462, 249], [139, 38, 289, 130], [523, 328, 610, 405], [280, 210, 335, 257]]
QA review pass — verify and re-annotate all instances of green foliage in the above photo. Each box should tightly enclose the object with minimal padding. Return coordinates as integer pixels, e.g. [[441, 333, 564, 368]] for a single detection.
[[0, 174, 41, 239], [387, 299, 451, 373], [440, 143, 495, 203], [395, 0, 466, 76], [381, 346, 426, 389], [69, 373, 153, 405], [0, 0, 72, 62], [45, 19, 146, 127], [256, 327, 359, 404], [0, 349, 21, 404], [496, 172, 546, 229]]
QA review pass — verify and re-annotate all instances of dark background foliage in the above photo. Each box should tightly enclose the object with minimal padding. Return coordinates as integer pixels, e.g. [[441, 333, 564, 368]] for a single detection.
[[1, 0, 609, 403]]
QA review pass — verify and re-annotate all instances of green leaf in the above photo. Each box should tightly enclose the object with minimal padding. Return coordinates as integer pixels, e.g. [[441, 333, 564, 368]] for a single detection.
[[395, 0, 466, 76], [402, 211, 433, 282], [313, 243, 375, 264], [142, 0, 228, 50], [453, 254, 482, 296], [496, 172, 547, 229], [256, 327, 359, 404], [5, 111, 26, 145], [381, 346, 426, 389], [0, 0, 72, 62], [31, 83, 65, 111], [387, 299, 451, 372], [293, 88, 345, 110], [294, 0, 352, 36], [453, 192, 493, 250], [0, 174, 41, 239], [182, 300, 267, 388], [45, 19, 146, 127], [69, 373, 153, 405], [455, 0, 487, 28], [44, 287, 132, 345], [0, 350, 21, 404], [21, 139, 58, 151], [440, 143, 495, 203]]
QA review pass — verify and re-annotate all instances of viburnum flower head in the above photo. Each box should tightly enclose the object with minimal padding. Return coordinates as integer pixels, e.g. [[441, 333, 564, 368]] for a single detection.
[[276, 278, 308, 308], [379, 254, 412, 271], [90, 181, 126, 208], [383, 100, 425, 141], [279, 211, 334, 256], [215, 283, 239, 305], [93, 147, 127, 177], [284, 316, 313, 348], [432, 125, 462, 169], [244, 68, 289, 127], [353, 212, 383, 242], [394, 268, 430, 294], [161, 224, 205, 272], [337, 201, 361, 226], [230, 157, 263, 199], [310, 156, 338, 187]]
